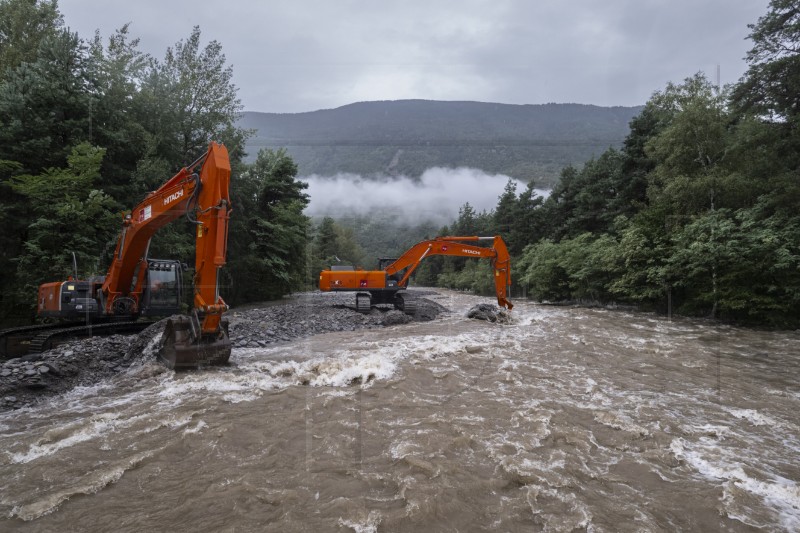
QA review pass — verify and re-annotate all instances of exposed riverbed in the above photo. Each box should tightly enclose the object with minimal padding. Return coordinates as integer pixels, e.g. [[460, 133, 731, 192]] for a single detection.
[[1, 289, 798, 531]]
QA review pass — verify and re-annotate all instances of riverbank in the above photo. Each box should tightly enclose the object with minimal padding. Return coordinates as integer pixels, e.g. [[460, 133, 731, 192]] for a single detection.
[[0, 291, 448, 411]]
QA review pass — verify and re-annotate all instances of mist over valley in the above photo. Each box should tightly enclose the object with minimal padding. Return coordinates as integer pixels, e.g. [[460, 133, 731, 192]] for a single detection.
[[302, 167, 548, 228]]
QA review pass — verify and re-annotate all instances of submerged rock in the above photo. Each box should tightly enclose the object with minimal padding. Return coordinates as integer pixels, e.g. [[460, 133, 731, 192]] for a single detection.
[[467, 303, 512, 324]]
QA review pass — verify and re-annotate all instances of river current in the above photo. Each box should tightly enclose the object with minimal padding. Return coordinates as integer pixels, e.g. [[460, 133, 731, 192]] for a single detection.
[[1, 290, 799, 531]]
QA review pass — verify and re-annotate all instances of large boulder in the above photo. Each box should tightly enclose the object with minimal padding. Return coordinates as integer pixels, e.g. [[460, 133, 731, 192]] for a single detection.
[[467, 303, 512, 324]]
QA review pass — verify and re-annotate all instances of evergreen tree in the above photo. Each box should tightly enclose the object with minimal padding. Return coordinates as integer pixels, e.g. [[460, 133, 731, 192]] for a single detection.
[[494, 178, 518, 237], [10, 144, 118, 304], [508, 180, 545, 255], [0, 0, 62, 75], [0, 28, 91, 173], [226, 148, 309, 303], [85, 24, 151, 198]]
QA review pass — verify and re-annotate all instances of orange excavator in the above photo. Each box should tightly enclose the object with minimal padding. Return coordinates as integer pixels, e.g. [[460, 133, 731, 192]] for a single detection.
[[319, 236, 513, 314], [36, 142, 233, 368]]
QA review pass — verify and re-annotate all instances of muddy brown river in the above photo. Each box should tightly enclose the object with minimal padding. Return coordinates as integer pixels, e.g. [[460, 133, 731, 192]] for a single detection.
[[1, 290, 799, 531]]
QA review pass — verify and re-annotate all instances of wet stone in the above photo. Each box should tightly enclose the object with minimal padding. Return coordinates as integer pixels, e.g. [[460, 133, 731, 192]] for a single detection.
[[467, 303, 512, 324], [1, 291, 448, 412]]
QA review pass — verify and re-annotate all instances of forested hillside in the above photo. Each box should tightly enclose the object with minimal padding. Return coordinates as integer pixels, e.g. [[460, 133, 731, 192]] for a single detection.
[[0, 0, 309, 325], [240, 101, 641, 187], [2, 0, 797, 330], [424, 0, 800, 327]]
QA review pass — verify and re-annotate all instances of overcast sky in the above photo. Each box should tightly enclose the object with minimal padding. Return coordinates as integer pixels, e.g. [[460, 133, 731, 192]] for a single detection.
[[58, 0, 768, 113]]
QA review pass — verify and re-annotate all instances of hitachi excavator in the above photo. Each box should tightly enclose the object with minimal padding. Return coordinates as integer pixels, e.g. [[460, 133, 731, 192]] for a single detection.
[[36, 142, 233, 368], [319, 235, 513, 314]]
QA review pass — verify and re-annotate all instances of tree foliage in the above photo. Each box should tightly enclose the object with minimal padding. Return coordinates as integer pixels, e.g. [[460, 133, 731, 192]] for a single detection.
[[0, 0, 61, 74], [432, 1, 800, 327], [227, 148, 309, 302], [510, 64, 800, 324], [10, 144, 119, 302], [307, 216, 369, 287], [0, 3, 306, 323]]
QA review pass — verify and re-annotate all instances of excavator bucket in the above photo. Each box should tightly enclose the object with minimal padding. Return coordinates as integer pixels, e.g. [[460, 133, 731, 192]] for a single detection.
[[158, 314, 231, 369]]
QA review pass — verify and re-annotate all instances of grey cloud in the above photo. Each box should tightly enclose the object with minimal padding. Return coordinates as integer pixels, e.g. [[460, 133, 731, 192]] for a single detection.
[[58, 0, 769, 112]]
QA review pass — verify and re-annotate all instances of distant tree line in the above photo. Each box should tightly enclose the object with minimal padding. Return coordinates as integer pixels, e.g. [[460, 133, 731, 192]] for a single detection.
[[0, 0, 309, 324], [4, 0, 797, 331], [426, 0, 800, 327]]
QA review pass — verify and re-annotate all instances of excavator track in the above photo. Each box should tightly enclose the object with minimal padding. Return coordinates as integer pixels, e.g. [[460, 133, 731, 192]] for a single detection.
[[355, 293, 372, 314], [396, 293, 417, 316], [0, 322, 84, 359], [2, 320, 155, 358]]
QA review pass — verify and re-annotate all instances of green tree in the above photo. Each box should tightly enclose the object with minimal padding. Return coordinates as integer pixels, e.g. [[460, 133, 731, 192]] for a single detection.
[[732, 0, 800, 209], [644, 74, 732, 214], [518, 233, 621, 303], [508, 181, 545, 255], [437, 260, 495, 296], [227, 148, 309, 303], [0, 0, 62, 75], [314, 216, 339, 262], [308, 216, 369, 287], [0, 25, 94, 321], [494, 178, 518, 237], [137, 25, 245, 173], [0, 28, 91, 173], [137, 26, 249, 264], [85, 24, 151, 198], [733, 0, 800, 126], [10, 143, 118, 305]]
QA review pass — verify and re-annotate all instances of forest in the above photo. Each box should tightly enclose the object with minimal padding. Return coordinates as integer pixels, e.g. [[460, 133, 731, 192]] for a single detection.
[[1, 0, 798, 329], [401, 0, 800, 328], [0, 0, 309, 324]]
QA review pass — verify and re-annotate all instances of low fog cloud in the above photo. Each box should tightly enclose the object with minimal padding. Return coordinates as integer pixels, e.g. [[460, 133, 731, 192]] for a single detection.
[[302, 167, 548, 226]]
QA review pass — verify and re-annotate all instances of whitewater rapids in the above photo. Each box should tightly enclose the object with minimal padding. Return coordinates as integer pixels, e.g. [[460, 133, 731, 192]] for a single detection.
[[1, 290, 798, 532]]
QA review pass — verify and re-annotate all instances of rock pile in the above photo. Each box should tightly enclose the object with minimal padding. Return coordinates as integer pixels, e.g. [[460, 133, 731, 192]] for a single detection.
[[1, 335, 135, 410], [1, 291, 448, 411]]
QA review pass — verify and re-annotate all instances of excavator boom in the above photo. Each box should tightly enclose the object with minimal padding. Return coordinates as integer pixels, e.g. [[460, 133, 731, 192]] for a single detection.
[[158, 142, 232, 368]]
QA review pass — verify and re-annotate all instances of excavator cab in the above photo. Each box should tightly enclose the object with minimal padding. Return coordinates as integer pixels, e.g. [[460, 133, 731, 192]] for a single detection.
[[140, 259, 184, 317]]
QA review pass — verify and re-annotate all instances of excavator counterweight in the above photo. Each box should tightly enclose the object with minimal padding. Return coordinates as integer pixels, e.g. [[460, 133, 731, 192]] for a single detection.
[[319, 235, 513, 313]]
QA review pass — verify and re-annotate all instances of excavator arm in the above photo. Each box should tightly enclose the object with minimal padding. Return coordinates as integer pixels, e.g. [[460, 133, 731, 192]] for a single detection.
[[101, 142, 232, 332], [319, 235, 513, 311], [102, 142, 233, 368], [385, 236, 512, 310]]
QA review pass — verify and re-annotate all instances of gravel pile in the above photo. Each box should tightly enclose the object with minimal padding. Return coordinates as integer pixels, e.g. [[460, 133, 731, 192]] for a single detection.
[[0, 291, 448, 411], [1, 335, 140, 410]]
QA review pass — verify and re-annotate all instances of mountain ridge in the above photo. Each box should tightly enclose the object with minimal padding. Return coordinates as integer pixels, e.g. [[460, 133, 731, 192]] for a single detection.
[[239, 100, 643, 186]]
